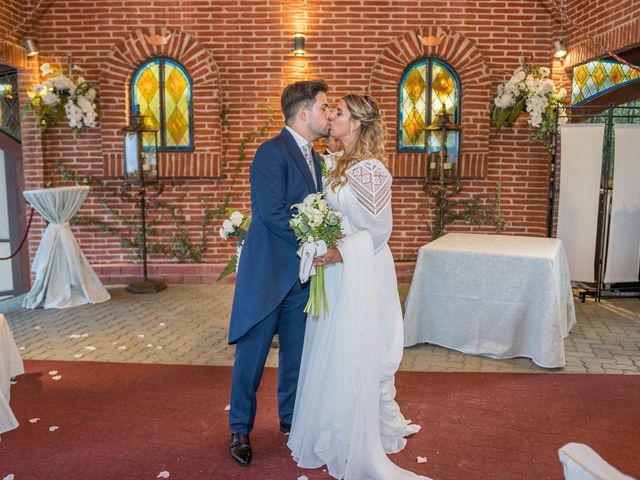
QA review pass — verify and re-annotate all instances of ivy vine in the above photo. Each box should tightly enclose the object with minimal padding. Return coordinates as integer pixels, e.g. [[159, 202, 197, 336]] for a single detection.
[[49, 106, 274, 262], [428, 182, 506, 240]]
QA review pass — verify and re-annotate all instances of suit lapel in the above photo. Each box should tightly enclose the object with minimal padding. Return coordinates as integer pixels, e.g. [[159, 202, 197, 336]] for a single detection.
[[281, 128, 316, 192]]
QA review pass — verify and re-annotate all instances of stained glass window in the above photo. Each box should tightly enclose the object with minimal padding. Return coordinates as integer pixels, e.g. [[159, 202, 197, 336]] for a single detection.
[[131, 57, 193, 150], [0, 71, 20, 141], [572, 60, 640, 106], [398, 58, 460, 153]]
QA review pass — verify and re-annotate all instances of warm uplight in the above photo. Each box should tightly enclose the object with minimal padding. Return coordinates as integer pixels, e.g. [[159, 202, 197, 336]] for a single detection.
[[23, 38, 39, 57], [293, 33, 306, 56], [554, 40, 568, 58]]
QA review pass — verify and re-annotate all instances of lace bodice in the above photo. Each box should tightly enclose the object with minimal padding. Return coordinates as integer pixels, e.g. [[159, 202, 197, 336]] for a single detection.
[[345, 160, 392, 215], [323, 158, 393, 253]]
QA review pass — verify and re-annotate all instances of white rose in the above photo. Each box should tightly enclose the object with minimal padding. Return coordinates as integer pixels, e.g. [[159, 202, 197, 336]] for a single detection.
[[230, 211, 244, 227], [52, 74, 75, 93], [540, 79, 554, 95], [494, 93, 515, 109], [539, 67, 551, 77], [219, 227, 228, 239], [222, 219, 235, 234], [40, 63, 54, 76], [85, 88, 97, 101], [513, 70, 526, 82], [43, 91, 60, 106]]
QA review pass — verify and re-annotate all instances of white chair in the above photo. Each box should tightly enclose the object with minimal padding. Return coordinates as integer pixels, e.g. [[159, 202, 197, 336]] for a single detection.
[[559, 443, 636, 480], [0, 313, 23, 434]]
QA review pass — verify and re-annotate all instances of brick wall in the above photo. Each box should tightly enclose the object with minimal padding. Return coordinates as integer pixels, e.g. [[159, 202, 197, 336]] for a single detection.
[[5, 0, 638, 284], [0, 0, 22, 45], [559, 0, 640, 67]]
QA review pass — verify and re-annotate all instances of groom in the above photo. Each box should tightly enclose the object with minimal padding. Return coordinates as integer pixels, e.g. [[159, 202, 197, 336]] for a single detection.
[[227, 80, 330, 466]]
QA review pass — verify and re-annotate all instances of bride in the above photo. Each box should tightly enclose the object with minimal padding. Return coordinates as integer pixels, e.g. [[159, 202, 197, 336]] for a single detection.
[[287, 94, 431, 480]]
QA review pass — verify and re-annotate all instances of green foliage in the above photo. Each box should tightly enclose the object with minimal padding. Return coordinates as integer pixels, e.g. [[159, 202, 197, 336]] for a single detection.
[[429, 183, 505, 240], [216, 255, 238, 281]]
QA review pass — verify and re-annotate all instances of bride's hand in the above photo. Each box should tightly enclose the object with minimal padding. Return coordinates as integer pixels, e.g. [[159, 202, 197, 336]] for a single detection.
[[314, 248, 342, 266]]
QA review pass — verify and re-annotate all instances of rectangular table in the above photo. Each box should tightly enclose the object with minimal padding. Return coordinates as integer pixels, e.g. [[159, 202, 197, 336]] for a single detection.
[[1, 313, 24, 434], [403, 233, 576, 368]]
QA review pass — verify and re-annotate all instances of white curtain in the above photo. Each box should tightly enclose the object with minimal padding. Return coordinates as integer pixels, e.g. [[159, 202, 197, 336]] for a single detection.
[[557, 124, 605, 282], [604, 125, 640, 283], [22, 186, 110, 309]]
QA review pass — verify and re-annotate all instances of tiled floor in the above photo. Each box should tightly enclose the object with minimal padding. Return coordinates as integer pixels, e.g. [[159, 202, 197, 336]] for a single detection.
[[2, 284, 639, 374]]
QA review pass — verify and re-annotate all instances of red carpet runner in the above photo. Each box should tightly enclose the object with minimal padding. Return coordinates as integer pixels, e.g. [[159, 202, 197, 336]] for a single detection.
[[1, 360, 639, 479]]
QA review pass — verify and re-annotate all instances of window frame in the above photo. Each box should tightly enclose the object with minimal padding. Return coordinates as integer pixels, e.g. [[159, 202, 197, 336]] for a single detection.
[[130, 55, 194, 152], [397, 56, 462, 153]]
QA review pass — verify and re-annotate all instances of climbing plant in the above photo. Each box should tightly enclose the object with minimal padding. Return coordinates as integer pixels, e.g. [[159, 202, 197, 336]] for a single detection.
[[49, 107, 274, 262]]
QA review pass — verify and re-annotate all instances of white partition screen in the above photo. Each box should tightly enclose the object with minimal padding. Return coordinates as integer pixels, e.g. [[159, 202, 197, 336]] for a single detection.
[[604, 124, 640, 283], [556, 124, 605, 282]]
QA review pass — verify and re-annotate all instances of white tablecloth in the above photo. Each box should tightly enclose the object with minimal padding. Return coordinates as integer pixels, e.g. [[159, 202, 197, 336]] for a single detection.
[[22, 186, 110, 309], [1, 313, 24, 434], [404, 233, 576, 368]]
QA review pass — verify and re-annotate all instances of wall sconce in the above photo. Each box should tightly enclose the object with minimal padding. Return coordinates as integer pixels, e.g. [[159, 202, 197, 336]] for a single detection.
[[23, 38, 39, 57], [553, 40, 568, 58], [293, 33, 306, 56]]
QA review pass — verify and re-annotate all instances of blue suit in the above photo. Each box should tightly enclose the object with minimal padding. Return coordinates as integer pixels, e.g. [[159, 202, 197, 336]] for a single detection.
[[228, 128, 322, 435]]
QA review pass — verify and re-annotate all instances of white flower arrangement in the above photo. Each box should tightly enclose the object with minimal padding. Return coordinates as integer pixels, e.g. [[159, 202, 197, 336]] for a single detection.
[[24, 63, 99, 133], [492, 65, 567, 142]]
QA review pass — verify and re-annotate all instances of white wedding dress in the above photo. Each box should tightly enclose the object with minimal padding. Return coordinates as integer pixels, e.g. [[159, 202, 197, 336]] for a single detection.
[[288, 158, 430, 480]]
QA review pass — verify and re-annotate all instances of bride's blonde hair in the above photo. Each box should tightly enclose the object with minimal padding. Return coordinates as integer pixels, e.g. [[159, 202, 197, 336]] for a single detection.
[[327, 94, 386, 190]]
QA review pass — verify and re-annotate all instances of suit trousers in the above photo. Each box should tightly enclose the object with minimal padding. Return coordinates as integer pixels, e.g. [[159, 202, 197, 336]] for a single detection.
[[229, 278, 308, 434]]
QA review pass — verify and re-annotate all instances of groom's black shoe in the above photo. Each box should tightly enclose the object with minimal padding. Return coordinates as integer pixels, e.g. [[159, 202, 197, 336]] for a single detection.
[[230, 432, 252, 466], [279, 421, 291, 434]]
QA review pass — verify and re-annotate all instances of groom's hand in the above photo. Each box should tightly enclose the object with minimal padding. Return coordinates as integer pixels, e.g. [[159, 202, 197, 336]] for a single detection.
[[314, 248, 342, 266]]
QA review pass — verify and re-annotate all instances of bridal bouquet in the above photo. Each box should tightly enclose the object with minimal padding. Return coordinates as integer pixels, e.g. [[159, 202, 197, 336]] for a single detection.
[[217, 210, 251, 281], [290, 193, 343, 316], [491, 65, 567, 142], [24, 63, 99, 133]]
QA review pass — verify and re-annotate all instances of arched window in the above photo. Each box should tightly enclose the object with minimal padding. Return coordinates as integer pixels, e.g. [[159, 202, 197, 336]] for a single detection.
[[131, 57, 193, 151], [398, 57, 461, 156], [572, 60, 640, 106]]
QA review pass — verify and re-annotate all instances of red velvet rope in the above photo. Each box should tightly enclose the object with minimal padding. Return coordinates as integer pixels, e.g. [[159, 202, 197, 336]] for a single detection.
[[0, 207, 35, 261]]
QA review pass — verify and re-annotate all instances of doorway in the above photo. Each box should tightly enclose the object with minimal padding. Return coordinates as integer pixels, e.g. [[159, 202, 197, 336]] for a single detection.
[[0, 67, 29, 297]]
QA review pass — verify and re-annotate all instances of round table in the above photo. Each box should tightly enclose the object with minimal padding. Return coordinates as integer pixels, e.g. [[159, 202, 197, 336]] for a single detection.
[[22, 186, 110, 309]]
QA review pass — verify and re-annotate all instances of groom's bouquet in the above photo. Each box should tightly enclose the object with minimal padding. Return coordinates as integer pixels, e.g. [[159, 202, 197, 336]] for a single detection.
[[217, 209, 251, 281], [290, 193, 343, 316]]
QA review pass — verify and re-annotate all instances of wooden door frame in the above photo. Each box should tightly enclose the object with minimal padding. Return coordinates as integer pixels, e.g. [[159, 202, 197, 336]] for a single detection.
[[0, 130, 29, 295]]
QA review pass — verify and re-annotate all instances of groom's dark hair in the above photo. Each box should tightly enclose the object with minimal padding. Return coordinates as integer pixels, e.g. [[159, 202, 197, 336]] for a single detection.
[[281, 80, 328, 124]]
